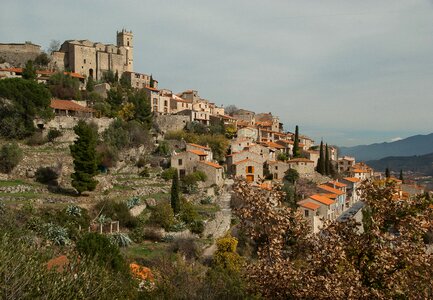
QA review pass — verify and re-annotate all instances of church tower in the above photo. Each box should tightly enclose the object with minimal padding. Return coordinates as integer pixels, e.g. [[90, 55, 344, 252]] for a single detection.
[[117, 29, 133, 72]]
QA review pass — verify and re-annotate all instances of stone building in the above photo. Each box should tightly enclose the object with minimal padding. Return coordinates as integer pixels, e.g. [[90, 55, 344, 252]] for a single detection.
[[51, 29, 134, 81], [267, 160, 290, 180], [232, 159, 263, 183], [287, 158, 315, 175]]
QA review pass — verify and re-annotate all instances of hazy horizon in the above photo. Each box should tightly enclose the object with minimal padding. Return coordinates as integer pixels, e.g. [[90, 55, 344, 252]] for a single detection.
[[2, 0, 433, 146]]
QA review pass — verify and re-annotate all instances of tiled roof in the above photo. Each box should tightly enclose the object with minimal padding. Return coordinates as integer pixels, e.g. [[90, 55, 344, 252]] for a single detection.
[[352, 168, 369, 173], [187, 143, 211, 150], [319, 193, 338, 199], [50, 99, 95, 112], [299, 201, 321, 210], [234, 158, 261, 165], [318, 185, 345, 195], [200, 161, 222, 169], [0, 67, 23, 73], [187, 150, 208, 156], [343, 177, 361, 183], [288, 158, 314, 163], [262, 141, 285, 149], [0, 68, 85, 79], [328, 181, 347, 188], [309, 194, 335, 205]]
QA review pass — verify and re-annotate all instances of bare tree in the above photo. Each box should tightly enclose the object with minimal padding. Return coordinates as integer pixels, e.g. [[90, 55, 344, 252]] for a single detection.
[[47, 40, 61, 53]]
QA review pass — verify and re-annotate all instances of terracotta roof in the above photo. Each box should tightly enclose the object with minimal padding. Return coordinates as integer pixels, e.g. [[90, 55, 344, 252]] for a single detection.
[[234, 158, 261, 165], [262, 141, 285, 149], [0, 67, 23, 73], [277, 140, 294, 145], [187, 143, 211, 150], [318, 185, 345, 195], [352, 168, 369, 173], [328, 181, 347, 188], [37, 70, 85, 79], [187, 150, 208, 156], [299, 201, 321, 210], [309, 194, 335, 205], [288, 158, 314, 163], [319, 193, 338, 199], [144, 86, 160, 92], [200, 161, 222, 169], [50, 99, 95, 112], [343, 177, 361, 183]]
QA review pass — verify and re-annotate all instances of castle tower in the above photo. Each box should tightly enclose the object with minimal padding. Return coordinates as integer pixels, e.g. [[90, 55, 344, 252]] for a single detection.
[[117, 29, 133, 72]]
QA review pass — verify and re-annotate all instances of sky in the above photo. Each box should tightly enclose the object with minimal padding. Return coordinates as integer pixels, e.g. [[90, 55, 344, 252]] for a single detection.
[[2, 0, 433, 146]]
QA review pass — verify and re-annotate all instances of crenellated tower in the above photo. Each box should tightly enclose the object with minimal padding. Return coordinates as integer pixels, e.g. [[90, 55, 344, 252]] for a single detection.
[[117, 29, 133, 72]]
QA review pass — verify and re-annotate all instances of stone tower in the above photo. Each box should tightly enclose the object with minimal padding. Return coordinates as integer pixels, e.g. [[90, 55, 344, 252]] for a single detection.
[[117, 29, 133, 72]]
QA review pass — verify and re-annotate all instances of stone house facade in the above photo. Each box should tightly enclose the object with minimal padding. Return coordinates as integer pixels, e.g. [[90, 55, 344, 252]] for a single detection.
[[197, 161, 224, 187], [232, 159, 263, 183], [267, 161, 290, 180], [287, 158, 315, 175], [226, 150, 265, 175]]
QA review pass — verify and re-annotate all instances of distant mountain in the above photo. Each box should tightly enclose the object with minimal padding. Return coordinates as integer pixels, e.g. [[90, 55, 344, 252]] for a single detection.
[[339, 133, 433, 161], [366, 152, 433, 176]]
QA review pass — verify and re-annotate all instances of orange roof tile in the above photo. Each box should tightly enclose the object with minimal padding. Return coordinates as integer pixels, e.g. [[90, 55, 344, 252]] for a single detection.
[[318, 185, 345, 195], [262, 141, 285, 149], [50, 99, 95, 112], [299, 201, 321, 210], [234, 158, 261, 165], [288, 158, 314, 163], [200, 161, 222, 169], [187, 143, 210, 150], [343, 177, 361, 183], [187, 150, 208, 156], [352, 169, 369, 173], [328, 181, 347, 188], [0, 67, 23, 73], [319, 193, 338, 199], [309, 194, 335, 205]]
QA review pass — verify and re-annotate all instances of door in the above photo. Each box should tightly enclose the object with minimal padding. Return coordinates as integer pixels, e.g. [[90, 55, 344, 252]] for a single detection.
[[246, 175, 254, 182]]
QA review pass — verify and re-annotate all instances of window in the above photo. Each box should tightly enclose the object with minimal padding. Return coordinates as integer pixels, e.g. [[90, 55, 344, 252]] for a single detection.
[[304, 210, 309, 217], [275, 166, 278, 170], [247, 166, 254, 173], [164, 100, 168, 106], [153, 98, 158, 104], [84, 59, 86, 64], [178, 159, 183, 166]]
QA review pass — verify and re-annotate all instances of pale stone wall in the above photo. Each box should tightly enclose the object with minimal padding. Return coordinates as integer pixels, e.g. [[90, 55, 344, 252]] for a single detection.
[[237, 127, 258, 141], [154, 115, 189, 134], [268, 161, 290, 180], [287, 160, 315, 175], [230, 138, 255, 153], [0, 43, 41, 67], [197, 163, 224, 187], [233, 159, 263, 182]]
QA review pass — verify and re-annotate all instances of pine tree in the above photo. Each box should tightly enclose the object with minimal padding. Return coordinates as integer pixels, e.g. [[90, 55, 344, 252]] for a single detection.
[[385, 168, 390, 178], [114, 70, 119, 82], [171, 171, 180, 214], [86, 76, 94, 92], [325, 143, 330, 175], [399, 169, 404, 182], [293, 125, 300, 158], [317, 141, 325, 175], [70, 121, 98, 195], [149, 74, 154, 88], [22, 60, 37, 80]]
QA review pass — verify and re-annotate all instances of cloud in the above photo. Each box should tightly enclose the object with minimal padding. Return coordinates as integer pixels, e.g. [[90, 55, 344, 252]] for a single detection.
[[390, 137, 403, 142]]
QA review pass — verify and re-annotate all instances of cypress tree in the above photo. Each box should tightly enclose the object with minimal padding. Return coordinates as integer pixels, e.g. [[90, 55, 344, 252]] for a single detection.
[[293, 125, 300, 158], [385, 168, 390, 178], [70, 121, 98, 195], [399, 169, 404, 182], [171, 171, 180, 214], [149, 74, 154, 88], [325, 143, 330, 175], [317, 141, 325, 175]]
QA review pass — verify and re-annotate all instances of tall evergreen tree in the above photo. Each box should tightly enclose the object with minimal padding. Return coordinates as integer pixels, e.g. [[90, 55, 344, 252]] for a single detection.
[[325, 144, 330, 175], [385, 168, 390, 179], [171, 171, 180, 214], [70, 121, 98, 195], [22, 60, 37, 80], [149, 74, 154, 88], [293, 125, 300, 158], [399, 169, 404, 182], [317, 141, 325, 175]]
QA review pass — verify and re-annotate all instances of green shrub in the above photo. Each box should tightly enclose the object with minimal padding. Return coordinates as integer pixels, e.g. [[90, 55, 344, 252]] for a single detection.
[[95, 200, 137, 229], [47, 128, 62, 142], [161, 167, 177, 181], [0, 143, 23, 174], [180, 200, 200, 224], [154, 141, 171, 156], [42, 222, 70, 245], [148, 202, 175, 231], [35, 166, 59, 185], [189, 220, 205, 235], [76, 232, 126, 273], [126, 196, 141, 209]]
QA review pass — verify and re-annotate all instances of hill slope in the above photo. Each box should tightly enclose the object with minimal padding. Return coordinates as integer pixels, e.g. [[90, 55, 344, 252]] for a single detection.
[[340, 133, 433, 161], [366, 152, 433, 175]]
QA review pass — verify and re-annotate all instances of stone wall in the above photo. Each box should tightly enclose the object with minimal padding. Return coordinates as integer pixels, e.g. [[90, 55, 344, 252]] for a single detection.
[[0, 43, 41, 66], [154, 115, 189, 134]]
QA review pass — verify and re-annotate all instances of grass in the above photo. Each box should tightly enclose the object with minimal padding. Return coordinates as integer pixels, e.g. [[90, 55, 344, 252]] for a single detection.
[[0, 179, 29, 187], [122, 241, 170, 260], [0, 192, 39, 199], [142, 192, 169, 202]]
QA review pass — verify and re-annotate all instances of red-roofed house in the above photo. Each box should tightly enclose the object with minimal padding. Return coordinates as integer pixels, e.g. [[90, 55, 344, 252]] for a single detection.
[[287, 158, 315, 175], [232, 159, 263, 183], [50, 99, 95, 117]]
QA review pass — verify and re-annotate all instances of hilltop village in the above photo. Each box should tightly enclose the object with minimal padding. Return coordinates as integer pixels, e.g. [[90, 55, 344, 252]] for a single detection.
[[0, 30, 431, 298]]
